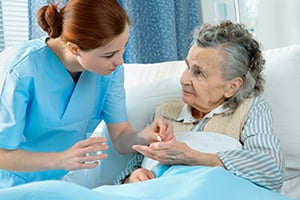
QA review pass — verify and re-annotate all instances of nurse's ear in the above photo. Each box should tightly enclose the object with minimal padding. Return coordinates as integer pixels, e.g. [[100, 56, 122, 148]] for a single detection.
[[66, 42, 80, 56]]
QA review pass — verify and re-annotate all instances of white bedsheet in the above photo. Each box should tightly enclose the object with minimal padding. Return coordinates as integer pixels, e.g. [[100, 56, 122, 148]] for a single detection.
[[282, 175, 300, 200]]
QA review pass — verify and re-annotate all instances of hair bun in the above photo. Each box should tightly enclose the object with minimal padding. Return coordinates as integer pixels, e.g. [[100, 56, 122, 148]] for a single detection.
[[37, 4, 62, 38]]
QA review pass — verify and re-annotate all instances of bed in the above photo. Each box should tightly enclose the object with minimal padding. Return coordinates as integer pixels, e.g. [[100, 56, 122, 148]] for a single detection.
[[0, 44, 299, 199]]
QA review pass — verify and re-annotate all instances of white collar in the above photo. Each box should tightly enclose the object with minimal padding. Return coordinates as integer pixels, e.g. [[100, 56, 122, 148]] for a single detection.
[[176, 103, 229, 123]]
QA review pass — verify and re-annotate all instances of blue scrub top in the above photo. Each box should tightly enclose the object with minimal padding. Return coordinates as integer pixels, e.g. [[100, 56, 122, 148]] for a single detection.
[[0, 38, 128, 187]]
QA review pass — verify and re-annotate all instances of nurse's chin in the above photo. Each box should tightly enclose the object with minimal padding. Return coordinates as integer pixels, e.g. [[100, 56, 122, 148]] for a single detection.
[[97, 70, 114, 76], [100, 68, 116, 75]]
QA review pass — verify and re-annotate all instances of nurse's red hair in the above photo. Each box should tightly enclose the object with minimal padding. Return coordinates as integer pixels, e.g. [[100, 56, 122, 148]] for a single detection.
[[37, 0, 130, 50]]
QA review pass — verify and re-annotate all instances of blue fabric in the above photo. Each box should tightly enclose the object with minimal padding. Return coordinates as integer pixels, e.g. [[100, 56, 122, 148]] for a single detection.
[[0, 38, 127, 187], [28, 0, 201, 63], [0, 166, 291, 200], [28, 0, 67, 39], [118, 0, 201, 63]]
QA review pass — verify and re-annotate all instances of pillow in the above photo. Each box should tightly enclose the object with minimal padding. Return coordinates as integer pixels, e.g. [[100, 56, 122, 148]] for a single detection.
[[125, 76, 182, 130], [142, 131, 242, 174], [124, 61, 185, 130], [123, 61, 185, 88], [262, 44, 300, 180]]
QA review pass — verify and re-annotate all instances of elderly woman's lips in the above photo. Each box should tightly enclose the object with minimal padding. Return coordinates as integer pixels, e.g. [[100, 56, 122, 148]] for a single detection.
[[183, 89, 193, 95]]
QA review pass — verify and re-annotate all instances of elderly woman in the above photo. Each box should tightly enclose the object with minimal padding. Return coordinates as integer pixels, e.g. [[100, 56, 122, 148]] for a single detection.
[[115, 21, 284, 192]]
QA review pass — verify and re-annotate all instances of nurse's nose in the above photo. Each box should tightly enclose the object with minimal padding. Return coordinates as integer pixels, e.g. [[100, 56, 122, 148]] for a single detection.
[[113, 53, 124, 66]]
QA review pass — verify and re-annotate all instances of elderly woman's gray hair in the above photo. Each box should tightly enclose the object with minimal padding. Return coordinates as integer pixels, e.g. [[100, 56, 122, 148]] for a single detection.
[[193, 20, 265, 112]]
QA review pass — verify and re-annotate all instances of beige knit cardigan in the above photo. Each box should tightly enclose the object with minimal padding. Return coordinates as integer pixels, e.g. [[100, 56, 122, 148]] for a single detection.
[[155, 98, 253, 141]]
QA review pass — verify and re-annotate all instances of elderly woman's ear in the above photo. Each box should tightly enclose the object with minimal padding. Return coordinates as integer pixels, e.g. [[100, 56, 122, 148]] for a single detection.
[[224, 77, 243, 98]]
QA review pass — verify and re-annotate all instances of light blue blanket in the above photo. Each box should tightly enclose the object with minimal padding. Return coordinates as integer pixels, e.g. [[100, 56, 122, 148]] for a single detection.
[[0, 166, 291, 200]]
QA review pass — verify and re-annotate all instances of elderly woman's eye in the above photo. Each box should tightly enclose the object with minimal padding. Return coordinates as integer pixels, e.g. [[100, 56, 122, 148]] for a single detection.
[[193, 69, 203, 76]]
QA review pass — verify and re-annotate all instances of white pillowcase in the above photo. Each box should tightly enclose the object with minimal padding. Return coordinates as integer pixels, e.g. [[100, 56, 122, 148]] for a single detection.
[[124, 61, 185, 131], [125, 76, 182, 130], [262, 44, 300, 180]]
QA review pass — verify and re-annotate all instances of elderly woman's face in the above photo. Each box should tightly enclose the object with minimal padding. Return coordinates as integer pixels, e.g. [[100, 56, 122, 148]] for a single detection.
[[181, 45, 232, 114]]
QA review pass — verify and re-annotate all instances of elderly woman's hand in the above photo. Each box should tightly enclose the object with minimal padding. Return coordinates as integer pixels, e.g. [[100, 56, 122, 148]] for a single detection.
[[133, 141, 224, 167], [133, 141, 194, 165], [123, 168, 155, 183]]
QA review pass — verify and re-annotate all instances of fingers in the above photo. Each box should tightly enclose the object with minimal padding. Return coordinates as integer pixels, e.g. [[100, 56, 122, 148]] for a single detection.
[[84, 143, 108, 155], [152, 117, 175, 142], [132, 144, 162, 160], [75, 137, 108, 156], [64, 137, 109, 170], [131, 173, 152, 182], [132, 142, 179, 165], [137, 171, 155, 182], [68, 150, 108, 170], [81, 139, 108, 166], [82, 153, 108, 167], [132, 144, 151, 155], [75, 137, 107, 148], [133, 142, 169, 154], [128, 169, 155, 183]]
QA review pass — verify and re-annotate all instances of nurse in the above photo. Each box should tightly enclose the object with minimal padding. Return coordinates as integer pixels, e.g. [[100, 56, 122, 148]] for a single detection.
[[0, 0, 174, 188]]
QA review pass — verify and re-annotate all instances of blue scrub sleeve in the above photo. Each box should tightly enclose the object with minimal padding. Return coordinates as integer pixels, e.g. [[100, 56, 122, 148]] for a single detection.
[[0, 70, 28, 150], [102, 65, 128, 124]]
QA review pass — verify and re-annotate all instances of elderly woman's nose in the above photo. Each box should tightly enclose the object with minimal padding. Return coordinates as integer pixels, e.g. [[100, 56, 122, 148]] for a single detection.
[[181, 70, 193, 84]]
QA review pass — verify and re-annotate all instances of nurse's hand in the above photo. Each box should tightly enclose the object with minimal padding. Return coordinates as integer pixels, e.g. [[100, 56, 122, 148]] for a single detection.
[[59, 137, 108, 171], [142, 116, 175, 143]]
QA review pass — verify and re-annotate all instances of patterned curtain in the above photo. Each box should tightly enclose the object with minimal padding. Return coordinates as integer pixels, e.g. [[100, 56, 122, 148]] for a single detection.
[[28, 0, 67, 39], [119, 0, 202, 63], [28, 0, 202, 63]]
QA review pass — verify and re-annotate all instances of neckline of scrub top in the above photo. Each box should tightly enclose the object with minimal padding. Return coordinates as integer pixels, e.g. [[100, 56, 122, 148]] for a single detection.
[[61, 70, 98, 122], [45, 45, 98, 123]]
